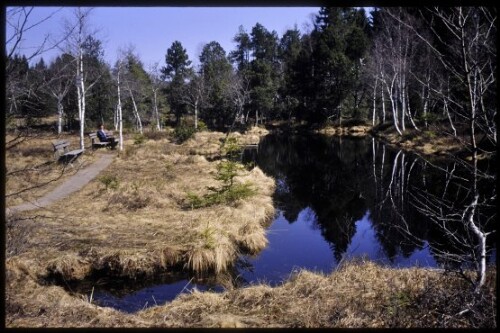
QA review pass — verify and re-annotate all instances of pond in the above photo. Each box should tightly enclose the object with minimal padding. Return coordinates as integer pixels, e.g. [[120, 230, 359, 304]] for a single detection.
[[78, 134, 497, 313]]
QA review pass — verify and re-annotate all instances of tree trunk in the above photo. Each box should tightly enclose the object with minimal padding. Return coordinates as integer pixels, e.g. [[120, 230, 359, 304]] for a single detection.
[[127, 84, 143, 134], [387, 74, 402, 135], [76, 46, 86, 149], [117, 69, 124, 151], [152, 88, 161, 131], [372, 77, 378, 126], [57, 98, 64, 135], [381, 76, 386, 123], [443, 99, 457, 137]]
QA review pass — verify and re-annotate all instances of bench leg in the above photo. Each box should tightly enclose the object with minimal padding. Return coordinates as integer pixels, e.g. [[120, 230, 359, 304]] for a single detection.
[[58, 154, 83, 168]]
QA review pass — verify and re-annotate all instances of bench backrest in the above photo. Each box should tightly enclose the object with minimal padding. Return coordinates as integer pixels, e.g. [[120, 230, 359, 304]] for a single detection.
[[53, 140, 70, 152]]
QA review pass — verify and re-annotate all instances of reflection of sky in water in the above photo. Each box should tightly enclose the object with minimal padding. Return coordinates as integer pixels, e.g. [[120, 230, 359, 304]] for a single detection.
[[241, 207, 439, 288], [344, 211, 437, 268], [93, 280, 223, 313], [239, 207, 336, 286]]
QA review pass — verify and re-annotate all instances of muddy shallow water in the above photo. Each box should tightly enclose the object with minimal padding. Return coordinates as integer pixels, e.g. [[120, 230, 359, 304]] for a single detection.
[[79, 134, 496, 313]]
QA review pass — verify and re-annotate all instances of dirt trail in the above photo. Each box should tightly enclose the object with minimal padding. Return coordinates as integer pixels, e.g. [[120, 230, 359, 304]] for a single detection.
[[6, 153, 114, 214]]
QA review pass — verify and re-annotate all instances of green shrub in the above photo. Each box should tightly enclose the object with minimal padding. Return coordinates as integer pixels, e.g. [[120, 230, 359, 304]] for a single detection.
[[214, 160, 244, 188], [173, 125, 196, 143], [401, 130, 419, 141], [197, 120, 208, 132], [185, 160, 255, 209], [221, 182, 256, 202], [98, 175, 119, 191], [221, 137, 242, 160], [423, 130, 437, 139], [133, 133, 146, 145], [186, 182, 256, 209], [199, 222, 216, 249], [186, 192, 205, 209], [417, 112, 441, 124]]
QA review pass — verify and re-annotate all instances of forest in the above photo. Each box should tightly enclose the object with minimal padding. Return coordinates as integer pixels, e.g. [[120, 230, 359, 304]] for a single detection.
[[6, 7, 496, 155]]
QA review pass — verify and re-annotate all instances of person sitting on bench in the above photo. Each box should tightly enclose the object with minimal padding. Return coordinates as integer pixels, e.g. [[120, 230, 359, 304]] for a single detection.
[[97, 124, 118, 149]]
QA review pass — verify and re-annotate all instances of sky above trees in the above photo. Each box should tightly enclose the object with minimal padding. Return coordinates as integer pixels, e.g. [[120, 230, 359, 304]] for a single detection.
[[7, 6, 323, 67]]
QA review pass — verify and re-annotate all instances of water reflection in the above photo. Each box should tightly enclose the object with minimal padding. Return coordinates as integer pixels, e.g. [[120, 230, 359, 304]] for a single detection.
[[92, 279, 224, 313], [88, 133, 495, 312], [344, 211, 437, 267], [248, 134, 496, 271], [238, 207, 336, 286]]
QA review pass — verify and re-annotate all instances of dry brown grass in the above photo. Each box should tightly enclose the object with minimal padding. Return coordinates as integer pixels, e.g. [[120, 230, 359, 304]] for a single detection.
[[139, 260, 496, 328], [317, 125, 371, 136], [370, 125, 479, 159], [7, 255, 495, 328], [6, 132, 102, 207]]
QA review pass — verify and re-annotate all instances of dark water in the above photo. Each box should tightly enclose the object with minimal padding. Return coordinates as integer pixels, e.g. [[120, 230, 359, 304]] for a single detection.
[[80, 134, 496, 312]]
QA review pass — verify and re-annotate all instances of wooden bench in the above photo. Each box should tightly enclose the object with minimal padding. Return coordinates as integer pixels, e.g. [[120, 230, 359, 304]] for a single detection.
[[52, 140, 84, 166], [89, 133, 111, 150]]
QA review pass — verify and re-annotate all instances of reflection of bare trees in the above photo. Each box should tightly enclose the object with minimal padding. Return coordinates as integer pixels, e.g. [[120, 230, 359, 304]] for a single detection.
[[370, 139, 429, 261], [252, 134, 495, 289], [371, 137, 496, 291], [408, 158, 495, 291]]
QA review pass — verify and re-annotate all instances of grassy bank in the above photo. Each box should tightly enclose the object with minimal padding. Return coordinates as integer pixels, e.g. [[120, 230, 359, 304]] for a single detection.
[[316, 121, 495, 163], [6, 258, 496, 328], [369, 122, 496, 161]]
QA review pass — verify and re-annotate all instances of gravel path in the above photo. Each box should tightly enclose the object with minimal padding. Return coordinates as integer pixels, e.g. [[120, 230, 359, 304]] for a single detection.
[[6, 153, 114, 214]]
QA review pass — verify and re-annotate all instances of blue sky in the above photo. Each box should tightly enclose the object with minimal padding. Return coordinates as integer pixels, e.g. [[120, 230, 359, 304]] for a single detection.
[[7, 7, 321, 68]]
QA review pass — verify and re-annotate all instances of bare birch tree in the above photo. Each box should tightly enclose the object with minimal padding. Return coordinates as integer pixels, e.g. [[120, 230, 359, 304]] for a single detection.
[[62, 7, 103, 149], [42, 54, 74, 134], [6, 7, 72, 132], [112, 58, 124, 151], [381, 8, 497, 292], [180, 67, 205, 130], [119, 46, 151, 134], [372, 8, 426, 134], [148, 62, 165, 131]]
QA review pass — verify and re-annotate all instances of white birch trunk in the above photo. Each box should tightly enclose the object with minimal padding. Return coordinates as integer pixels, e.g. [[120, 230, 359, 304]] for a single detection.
[[117, 68, 124, 151], [387, 74, 402, 135], [422, 84, 428, 128], [57, 99, 63, 135], [381, 76, 386, 123], [76, 45, 86, 149], [126, 84, 143, 134], [153, 88, 161, 131], [372, 77, 378, 126]]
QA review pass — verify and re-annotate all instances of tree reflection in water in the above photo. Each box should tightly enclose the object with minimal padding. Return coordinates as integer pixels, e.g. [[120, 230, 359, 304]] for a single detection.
[[243, 134, 496, 282]]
